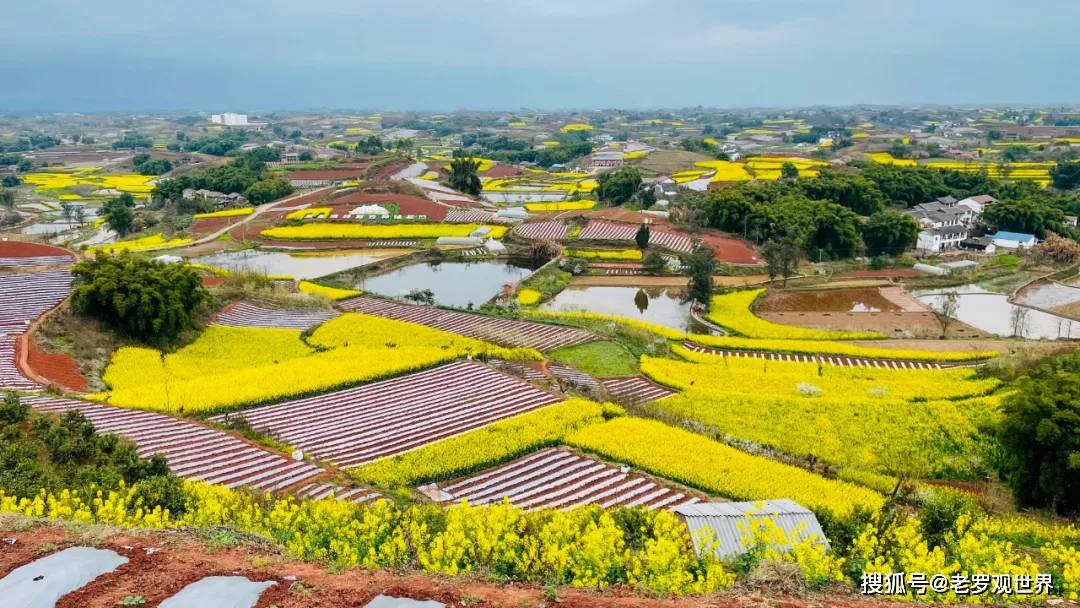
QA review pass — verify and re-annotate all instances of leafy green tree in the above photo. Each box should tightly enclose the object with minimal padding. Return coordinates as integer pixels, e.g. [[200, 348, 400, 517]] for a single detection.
[[244, 177, 293, 204], [780, 162, 799, 179], [0, 188, 14, 209], [356, 136, 384, 155], [102, 201, 134, 236], [448, 155, 482, 196], [1051, 160, 1080, 190], [71, 254, 209, 345], [1, 175, 20, 188], [635, 223, 650, 250], [861, 210, 919, 256], [799, 171, 887, 215], [982, 198, 1065, 237], [683, 247, 716, 305], [760, 232, 802, 286], [998, 351, 1080, 514], [595, 166, 642, 205]]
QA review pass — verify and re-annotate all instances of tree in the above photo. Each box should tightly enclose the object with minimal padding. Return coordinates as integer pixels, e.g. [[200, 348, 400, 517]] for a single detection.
[[1051, 160, 1080, 190], [931, 290, 959, 339], [60, 202, 75, 223], [1, 174, 20, 188], [595, 166, 642, 205], [101, 193, 136, 235], [298, 150, 314, 162], [780, 162, 799, 180], [448, 156, 482, 196], [861, 210, 919, 257], [635, 223, 650, 250], [102, 201, 134, 236], [244, 178, 293, 204], [71, 254, 209, 345], [760, 232, 802, 287], [404, 288, 436, 305], [356, 136, 384, 155], [0, 188, 13, 210], [683, 247, 716, 305], [982, 198, 1065, 238], [998, 351, 1080, 514]]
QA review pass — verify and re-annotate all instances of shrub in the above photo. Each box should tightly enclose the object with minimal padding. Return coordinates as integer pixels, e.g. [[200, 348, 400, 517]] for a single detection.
[[71, 254, 210, 345]]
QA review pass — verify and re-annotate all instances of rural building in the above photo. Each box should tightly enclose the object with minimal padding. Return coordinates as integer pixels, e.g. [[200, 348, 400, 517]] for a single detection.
[[588, 150, 624, 170], [674, 500, 829, 560], [906, 197, 975, 229], [210, 112, 249, 126], [957, 194, 998, 215], [917, 226, 969, 254], [990, 231, 1037, 250], [960, 236, 997, 254], [288, 169, 368, 188], [182, 188, 248, 208]]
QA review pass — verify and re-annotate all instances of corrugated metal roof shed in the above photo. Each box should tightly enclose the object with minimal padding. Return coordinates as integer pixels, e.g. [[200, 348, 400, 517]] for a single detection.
[[674, 499, 829, 560]]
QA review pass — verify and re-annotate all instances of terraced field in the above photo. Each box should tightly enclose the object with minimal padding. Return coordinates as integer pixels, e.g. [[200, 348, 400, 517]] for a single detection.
[[682, 341, 948, 369], [601, 376, 677, 404], [26, 396, 379, 498], [422, 447, 701, 511], [513, 220, 570, 240], [214, 301, 339, 330], [211, 361, 561, 468], [578, 220, 694, 253], [0, 270, 72, 334], [0, 336, 37, 390], [339, 296, 595, 351]]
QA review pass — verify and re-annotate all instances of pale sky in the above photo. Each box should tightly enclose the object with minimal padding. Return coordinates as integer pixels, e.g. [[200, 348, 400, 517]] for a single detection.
[[2, 0, 1078, 112]]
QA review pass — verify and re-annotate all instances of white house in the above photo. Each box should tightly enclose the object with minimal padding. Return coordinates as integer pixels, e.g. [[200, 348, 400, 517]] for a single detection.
[[957, 194, 998, 216], [990, 231, 1037, 250], [210, 113, 249, 126], [916, 225, 969, 254]]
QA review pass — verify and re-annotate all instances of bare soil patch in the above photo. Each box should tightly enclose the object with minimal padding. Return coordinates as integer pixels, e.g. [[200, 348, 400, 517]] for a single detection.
[[756, 287, 903, 313], [0, 517, 912, 608], [0, 240, 73, 258], [26, 336, 88, 392]]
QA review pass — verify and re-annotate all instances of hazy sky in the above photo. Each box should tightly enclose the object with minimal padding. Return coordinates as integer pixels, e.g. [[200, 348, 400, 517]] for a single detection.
[[3, 0, 1079, 112]]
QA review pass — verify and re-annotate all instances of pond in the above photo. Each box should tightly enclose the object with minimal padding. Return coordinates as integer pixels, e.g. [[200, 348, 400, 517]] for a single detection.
[[357, 259, 540, 308], [540, 285, 711, 333], [914, 284, 1080, 340], [191, 249, 403, 279]]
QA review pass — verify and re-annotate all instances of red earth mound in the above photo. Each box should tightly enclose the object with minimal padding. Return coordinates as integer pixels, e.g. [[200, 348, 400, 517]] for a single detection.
[[0, 240, 72, 258], [24, 337, 88, 392]]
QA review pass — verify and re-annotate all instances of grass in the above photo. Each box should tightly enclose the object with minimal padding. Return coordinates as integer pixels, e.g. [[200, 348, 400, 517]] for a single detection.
[[518, 264, 570, 303], [549, 341, 639, 378]]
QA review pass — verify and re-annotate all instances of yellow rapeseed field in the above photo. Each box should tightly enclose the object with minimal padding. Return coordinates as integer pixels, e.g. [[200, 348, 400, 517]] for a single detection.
[[523, 200, 596, 212], [706, 289, 884, 339], [297, 280, 363, 300], [261, 223, 508, 240], [90, 233, 193, 254], [94, 315, 540, 413], [193, 207, 254, 219]]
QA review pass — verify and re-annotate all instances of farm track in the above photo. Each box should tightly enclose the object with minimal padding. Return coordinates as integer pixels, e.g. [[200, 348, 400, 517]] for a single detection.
[[424, 447, 701, 512], [681, 342, 947, 370], [24, 396, 379, 500], [210, 361, 561, 468], [338, 296, 596, 351], [214, 301, 339, 331], [0, 270, 73, 335]]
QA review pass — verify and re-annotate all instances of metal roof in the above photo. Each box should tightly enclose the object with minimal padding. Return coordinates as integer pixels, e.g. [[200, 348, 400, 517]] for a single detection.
[[674, 499, 829, 560]]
